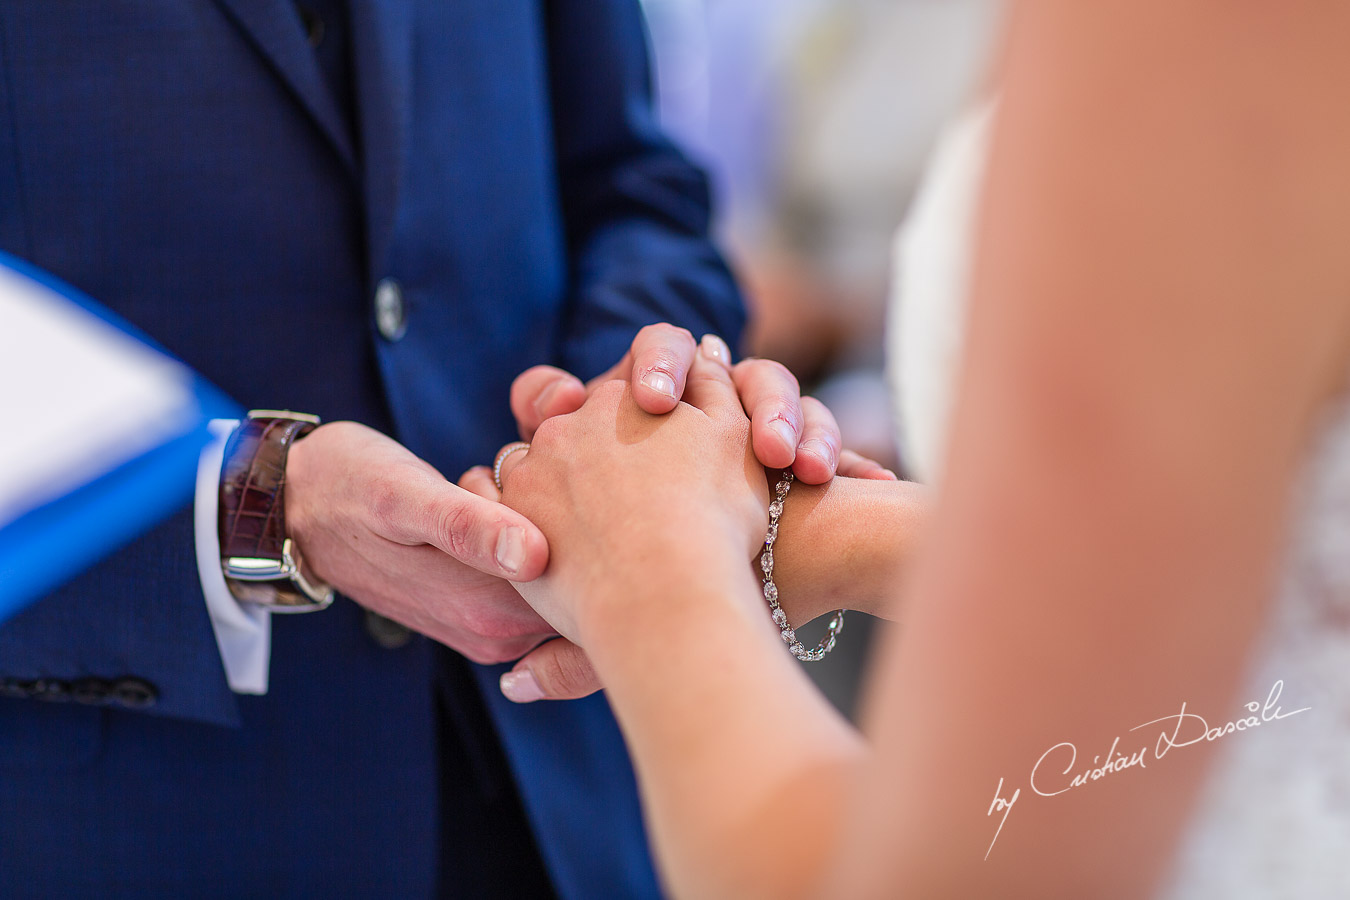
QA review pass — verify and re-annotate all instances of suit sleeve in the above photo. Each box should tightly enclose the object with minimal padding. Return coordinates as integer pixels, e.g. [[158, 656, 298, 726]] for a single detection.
[[543, 0, 746, 378]]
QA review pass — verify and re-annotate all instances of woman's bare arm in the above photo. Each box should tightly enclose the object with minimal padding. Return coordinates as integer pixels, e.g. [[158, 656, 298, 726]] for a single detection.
[[773, 477, 930, 624], [836, 1, 1350, 895]]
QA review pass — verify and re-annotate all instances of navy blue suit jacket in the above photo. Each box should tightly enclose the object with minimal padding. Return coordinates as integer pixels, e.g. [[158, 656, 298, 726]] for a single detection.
[[0, 2, 741, 896]]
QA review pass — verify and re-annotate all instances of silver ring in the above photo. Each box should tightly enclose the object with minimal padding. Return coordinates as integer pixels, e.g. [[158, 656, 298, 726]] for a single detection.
[[492, 442, 531, 492]]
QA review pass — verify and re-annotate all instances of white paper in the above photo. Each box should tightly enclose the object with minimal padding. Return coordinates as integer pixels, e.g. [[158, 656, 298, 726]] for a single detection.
[[0, 263, 196, 527]]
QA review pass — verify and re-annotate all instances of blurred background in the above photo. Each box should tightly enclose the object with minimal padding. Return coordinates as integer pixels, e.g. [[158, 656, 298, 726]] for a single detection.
[[638, 0, 1001, 716]]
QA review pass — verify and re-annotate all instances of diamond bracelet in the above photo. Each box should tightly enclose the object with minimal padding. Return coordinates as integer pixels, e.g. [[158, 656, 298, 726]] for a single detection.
[[760, 470, 845, 662]]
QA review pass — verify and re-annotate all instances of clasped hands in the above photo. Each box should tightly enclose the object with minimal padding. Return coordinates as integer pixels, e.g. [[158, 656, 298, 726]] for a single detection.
[[285, 325, 892, 701]]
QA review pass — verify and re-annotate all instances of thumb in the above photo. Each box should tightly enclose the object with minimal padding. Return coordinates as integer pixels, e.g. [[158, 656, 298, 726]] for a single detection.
[[389, 477, 549, 581], [499, 639, 602, 702]]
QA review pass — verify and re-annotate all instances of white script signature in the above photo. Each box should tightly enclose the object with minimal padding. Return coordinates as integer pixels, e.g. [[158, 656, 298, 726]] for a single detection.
[[984, 680, 1310, 860]]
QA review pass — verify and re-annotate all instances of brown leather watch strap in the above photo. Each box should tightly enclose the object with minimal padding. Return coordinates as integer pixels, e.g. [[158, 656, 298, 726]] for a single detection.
[[219, 416, 315, 562]]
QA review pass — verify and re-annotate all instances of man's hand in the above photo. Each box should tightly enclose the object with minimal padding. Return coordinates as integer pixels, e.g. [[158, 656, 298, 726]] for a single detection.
[[278, 328, 890, 683], [284, 421, 556, 663], [511, 324, 852, 483]]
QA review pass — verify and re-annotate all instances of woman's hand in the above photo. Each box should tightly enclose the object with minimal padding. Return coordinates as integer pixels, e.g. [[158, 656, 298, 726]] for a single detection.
[[494, 345, 770, 645], [509, 328, 867, 484]]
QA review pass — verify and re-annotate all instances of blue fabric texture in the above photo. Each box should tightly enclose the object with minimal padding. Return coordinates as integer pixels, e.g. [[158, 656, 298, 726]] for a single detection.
[[0, 1, 743, 896]]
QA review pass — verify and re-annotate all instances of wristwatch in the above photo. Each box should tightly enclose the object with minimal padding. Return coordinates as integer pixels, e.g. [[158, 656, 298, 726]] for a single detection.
[[218, 410, 335, 612]]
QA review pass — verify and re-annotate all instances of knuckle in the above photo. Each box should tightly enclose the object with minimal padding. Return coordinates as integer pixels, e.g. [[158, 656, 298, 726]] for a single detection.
[[530, 412, 569, 452], [643, 350, 684, 378], [539, 645, 594, 696], [434, 499, 480, 560], [499, 462, 532, 505], [765, 392, 804, 424]]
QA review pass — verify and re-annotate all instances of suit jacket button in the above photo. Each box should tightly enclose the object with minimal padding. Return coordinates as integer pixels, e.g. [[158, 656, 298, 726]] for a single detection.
[[374, 278, 407, 341], [71, 677, 112, 705], [111, 677, 157, 709], [364, 610, 413, 649]]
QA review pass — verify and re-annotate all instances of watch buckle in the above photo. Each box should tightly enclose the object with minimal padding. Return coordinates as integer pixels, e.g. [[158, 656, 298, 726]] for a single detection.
[[223, 538, 335, 612]]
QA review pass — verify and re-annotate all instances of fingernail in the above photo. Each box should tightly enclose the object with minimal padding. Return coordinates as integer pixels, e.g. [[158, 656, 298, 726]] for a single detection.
[[882, 468, 899, 480], [495, 526, 526, 576], [801, 438, 836, 469], [500, 669, 546, 703], [769, 419, 797, 451], [699, 334, 732, 368], [640, 370, 677, 400]]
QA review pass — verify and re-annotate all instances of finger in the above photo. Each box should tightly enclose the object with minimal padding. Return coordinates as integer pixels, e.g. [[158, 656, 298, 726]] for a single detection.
[[732, 358, 803, 470], [510, 366, 586, 440], [383, 477, 549, 581], [681, 338, 741, 415], [627, 323, 697, 414], [495, 443, 530, 488], [838, 448, 899, 481], [457, 465, 501, 499], [500, 639, 602, 702], [791, 396, 842, 484]]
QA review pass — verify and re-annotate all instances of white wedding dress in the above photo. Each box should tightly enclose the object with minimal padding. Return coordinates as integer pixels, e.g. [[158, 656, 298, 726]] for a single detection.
[[888, 106, 1350, 897]]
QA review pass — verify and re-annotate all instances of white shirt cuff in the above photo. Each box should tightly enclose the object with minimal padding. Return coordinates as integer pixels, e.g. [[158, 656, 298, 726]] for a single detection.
[[195, 418, 271, 695]]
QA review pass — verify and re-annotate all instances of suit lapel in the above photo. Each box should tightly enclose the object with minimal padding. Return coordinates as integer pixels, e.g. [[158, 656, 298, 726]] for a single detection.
[[210, 0, 358, 175], [349, 0, 415, 273]]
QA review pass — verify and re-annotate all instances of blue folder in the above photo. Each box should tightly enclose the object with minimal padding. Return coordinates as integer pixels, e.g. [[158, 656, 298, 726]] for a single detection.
[[0, 252, 238, 623]]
